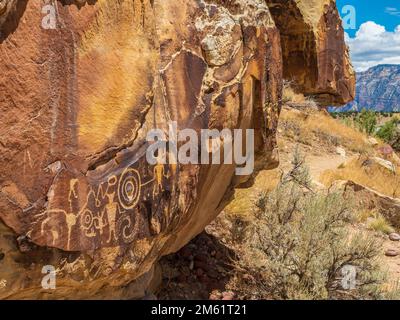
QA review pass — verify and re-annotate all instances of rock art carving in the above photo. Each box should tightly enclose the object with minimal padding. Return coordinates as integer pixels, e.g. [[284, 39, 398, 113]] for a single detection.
[[37, 160, 173, 251]]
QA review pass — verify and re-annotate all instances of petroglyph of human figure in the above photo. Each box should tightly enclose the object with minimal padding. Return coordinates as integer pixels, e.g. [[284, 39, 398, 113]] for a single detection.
[[153, 162, 165, 198], [40, 216, 60, 246], [64, 211, 78, 250], [64, 179, 79, 249], [153, 150, 169, 198], [102, 175, 119, 243], [105, 191, 119, 243]]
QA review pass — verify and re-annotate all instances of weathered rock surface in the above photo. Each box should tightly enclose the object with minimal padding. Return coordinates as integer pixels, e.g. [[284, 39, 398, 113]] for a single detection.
[[265, 0, 356, 105], [331, 180, 400, 229], [0, 0, 353, 299]]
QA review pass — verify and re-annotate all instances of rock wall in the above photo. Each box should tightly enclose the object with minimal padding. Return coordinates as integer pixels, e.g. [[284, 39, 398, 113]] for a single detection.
[[265, 0, 356, 105], [0, 0, 353, 299]]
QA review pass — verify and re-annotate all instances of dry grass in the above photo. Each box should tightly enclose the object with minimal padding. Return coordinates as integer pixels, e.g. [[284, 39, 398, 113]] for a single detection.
[[357, 209, 377, 223], [358, 209, 395, 234], [282, 82, 308, 104], [280, 108, 373, 154], [368, 215, 395, 234], [321, 158, 400, 198], [356, 208, 395, 235], [224, 169, 281, 219]]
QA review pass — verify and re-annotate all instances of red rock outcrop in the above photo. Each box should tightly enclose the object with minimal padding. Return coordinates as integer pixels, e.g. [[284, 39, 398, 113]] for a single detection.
[[265, 0, 356, 105], [0, 0, 353, 299]]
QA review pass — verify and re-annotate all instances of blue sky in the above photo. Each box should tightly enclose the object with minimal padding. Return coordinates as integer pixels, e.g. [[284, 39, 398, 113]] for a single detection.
[[336, 0, 400, 71]]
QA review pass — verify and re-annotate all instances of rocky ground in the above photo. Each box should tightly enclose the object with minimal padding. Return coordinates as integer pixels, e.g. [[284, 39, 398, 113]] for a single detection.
[[158, 230, 235, 300]]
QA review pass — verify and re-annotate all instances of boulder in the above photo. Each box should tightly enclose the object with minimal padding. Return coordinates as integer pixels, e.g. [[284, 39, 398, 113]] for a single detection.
[[372, 157, 396, 174], [331, 180, 400, 229], [389, 233, 400, 242], [385, 249, 400, 257], [0, 0, 281, 299]]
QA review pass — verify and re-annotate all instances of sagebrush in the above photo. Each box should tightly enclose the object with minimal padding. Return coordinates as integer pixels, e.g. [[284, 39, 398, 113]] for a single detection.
[[229, 150, 392, 300]]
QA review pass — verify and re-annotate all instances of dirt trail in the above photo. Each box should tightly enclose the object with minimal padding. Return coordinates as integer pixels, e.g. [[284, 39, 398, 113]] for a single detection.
[[307, 154, 347, 181], [278, 138, 351, 183]]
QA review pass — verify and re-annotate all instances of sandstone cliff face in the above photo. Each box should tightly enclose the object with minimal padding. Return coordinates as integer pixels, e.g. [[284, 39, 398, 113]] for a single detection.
[[265, 0, 356, 106], [0, 0, 353, 299]]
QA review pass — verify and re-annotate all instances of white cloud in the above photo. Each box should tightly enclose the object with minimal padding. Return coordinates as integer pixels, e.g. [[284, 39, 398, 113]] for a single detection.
[[385, 7, 400, 17], [345, 21, 400, 71]]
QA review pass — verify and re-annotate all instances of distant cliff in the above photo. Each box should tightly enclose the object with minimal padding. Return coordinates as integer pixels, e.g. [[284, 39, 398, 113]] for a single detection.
[[336, 65, 400, 112]]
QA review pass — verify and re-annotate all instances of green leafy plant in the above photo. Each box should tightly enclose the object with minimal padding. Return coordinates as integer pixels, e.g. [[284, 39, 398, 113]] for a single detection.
[[356, 109, 377, 136], [376, 117, 399, 143]]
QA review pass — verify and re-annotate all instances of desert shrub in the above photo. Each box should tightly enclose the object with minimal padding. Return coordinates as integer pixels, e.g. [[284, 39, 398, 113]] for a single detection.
[[357, 209, 377, 223], [391, 130, 400, 151], [230, 151, 387, 300], [376, 118, 399, 143], [341, 116, 355, 129], [356, 109, 377, 136], [377, 117, 400, 151]]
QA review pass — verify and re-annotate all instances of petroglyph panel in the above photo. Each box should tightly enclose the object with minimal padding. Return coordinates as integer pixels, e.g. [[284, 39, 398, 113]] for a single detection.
[[31, 155, 177, 251]]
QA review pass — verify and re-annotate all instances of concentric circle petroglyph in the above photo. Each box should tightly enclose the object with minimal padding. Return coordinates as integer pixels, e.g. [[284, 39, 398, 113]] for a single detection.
[[118, 168, 141, 210]]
